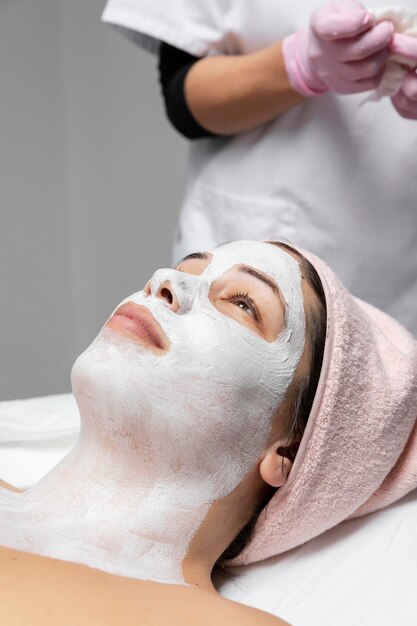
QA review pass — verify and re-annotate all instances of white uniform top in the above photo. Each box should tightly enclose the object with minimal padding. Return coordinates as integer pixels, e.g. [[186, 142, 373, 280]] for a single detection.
[[102, 0, 417, 336]]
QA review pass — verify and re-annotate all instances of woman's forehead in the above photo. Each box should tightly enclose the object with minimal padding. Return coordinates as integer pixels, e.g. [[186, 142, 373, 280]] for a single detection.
[[203, 241, 301, 286]]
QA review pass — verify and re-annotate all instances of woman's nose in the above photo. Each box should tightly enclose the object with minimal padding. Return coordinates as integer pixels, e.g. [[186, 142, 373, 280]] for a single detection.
[[148, 268, 200, 312], [155, 280, 181, 312]]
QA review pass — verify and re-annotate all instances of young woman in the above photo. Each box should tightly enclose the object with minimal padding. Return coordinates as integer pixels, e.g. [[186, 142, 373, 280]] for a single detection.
[[1, 240, 416, 625]]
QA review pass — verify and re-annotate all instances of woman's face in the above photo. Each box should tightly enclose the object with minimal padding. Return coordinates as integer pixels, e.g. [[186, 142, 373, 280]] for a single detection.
[[71, 241, 305, 501]]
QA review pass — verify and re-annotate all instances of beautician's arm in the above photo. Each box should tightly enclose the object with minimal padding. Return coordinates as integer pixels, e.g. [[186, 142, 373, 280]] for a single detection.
[[183, 42, 303, 135], [159, 41, 303, 137], [160, 2, 396, 136]]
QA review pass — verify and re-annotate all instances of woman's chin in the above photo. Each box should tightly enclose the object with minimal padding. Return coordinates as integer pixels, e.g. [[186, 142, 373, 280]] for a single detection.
[[69, 331, 154, 420], [70, 335, 123, 405]]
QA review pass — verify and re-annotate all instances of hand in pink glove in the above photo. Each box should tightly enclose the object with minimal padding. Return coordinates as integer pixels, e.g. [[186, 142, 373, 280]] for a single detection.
[[283, 0, 394, 96], [390, 33, 417, 120]]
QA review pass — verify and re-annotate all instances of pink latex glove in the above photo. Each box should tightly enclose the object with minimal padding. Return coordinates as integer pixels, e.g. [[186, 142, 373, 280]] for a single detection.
[[283, 0, 394, 96], [390, 33, 417, 119]]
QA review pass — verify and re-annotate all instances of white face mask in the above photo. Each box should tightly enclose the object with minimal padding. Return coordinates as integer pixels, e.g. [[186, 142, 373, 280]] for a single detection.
[[69, 240, 306, 581], [73, 241, 305, 484], [0, 241, 305, 585]]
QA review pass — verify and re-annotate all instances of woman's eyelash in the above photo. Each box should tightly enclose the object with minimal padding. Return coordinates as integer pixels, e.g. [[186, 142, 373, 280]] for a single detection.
[[228, 291, 261, 322]]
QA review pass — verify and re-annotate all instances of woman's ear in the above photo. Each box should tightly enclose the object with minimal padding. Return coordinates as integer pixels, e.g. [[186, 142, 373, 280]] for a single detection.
[[259, 442, 295, 488]]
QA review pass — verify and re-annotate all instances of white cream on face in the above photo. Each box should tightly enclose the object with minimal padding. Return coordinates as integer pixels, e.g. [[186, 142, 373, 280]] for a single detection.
[[0, 241, 305, 584]]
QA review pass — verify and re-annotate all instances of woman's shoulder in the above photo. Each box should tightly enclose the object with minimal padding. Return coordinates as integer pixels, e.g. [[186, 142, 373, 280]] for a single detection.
[[0, 546, 290, 625]]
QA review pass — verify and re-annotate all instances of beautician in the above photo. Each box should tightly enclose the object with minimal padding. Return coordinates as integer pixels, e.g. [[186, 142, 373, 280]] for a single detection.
[[101, 0, 417, 337]]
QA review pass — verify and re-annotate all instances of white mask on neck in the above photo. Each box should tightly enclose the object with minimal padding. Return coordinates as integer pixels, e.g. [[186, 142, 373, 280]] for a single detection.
[[69, 241, 305, 582]]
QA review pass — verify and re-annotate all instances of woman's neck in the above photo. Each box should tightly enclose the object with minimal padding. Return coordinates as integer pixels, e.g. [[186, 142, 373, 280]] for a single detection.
[[0, 383, 266, 591], [0, 427, 216, 587]]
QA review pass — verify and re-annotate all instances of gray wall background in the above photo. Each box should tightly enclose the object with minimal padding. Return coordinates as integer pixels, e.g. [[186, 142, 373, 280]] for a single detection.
[[0, 0, 187, 400]]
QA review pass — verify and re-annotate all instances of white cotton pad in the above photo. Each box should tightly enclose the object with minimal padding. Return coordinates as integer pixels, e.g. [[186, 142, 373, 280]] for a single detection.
[[368, 6, 417, 100]]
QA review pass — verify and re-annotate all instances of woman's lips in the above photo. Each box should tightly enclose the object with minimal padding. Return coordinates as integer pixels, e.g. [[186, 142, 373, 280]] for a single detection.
[[105, 302, 169, 352]]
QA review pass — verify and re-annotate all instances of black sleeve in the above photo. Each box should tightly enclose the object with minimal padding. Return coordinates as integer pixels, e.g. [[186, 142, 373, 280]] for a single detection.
[[158, 41, 221, 140]]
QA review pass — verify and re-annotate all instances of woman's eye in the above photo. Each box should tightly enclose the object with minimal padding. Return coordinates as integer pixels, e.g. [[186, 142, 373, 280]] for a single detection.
[[228, 292, 260, 322], [235, 299, 252, 315]]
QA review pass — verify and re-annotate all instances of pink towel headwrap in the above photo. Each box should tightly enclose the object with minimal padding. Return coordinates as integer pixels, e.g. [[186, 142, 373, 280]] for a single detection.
[[231, 248, 417, 566]]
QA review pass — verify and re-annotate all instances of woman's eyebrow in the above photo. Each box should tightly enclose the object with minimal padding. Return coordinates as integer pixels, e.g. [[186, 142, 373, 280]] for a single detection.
[[237, 265, 286, 308], [179, 251, 209, 263]]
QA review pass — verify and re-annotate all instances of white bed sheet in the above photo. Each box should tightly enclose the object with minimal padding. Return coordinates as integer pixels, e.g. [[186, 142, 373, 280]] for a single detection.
[[0, 393, 416, 626]]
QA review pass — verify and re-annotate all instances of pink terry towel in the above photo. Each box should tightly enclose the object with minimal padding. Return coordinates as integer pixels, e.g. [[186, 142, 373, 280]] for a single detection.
[[231, 248, 417, 566]]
